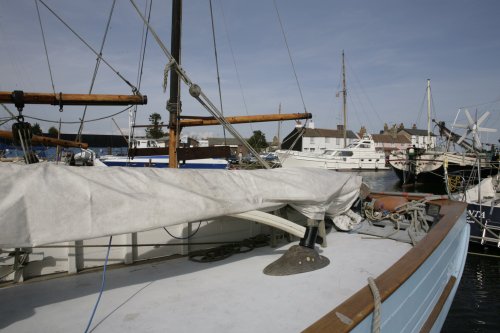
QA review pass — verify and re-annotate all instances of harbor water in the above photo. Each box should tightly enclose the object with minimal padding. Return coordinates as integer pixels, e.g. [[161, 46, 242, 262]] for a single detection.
[[358, 170, 500, 333]]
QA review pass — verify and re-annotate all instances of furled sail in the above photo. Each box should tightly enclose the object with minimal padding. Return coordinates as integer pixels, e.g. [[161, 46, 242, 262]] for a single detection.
[[0, 164, 361, 247]]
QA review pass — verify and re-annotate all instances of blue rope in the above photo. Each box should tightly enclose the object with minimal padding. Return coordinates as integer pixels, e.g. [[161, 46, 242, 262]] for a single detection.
[[84, 236, 113, 333]]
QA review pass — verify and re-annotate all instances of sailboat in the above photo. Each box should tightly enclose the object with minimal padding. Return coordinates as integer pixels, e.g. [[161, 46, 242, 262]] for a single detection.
[[388, 80, 498, 185], [0, 2, 468, 332], [276, 51, 388, 171]]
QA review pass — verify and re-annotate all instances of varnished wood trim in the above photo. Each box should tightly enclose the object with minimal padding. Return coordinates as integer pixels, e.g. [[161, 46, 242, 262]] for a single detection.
[[420, 276, 457, 333], [303, 199, 466, 333], [0, 91, 147, 106]]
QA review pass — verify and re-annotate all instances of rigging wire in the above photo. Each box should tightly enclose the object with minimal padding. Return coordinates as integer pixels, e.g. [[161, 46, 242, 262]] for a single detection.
[[129, 0, 271, 169], [272, 0, 308, 114], [34, 0, 56, 95], [84, 236, 113, 333], [346, 58, 384, 128], [76, 0, 117, 143], [37, 0, 140, 95], [209, 0, 227, 144], [347, 94, 364, 133], [131, 0, 153, 142], [24, 105, 134, 124], [415, 87, 427, 129], [218, 1, 253, 133]]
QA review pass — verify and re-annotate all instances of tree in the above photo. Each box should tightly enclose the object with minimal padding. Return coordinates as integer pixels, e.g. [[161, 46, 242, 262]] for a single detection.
[[48, 126, 59, 136], [247, 130, 269, 153], [31, 123, 42, 135], [145, 112, 165, 139]]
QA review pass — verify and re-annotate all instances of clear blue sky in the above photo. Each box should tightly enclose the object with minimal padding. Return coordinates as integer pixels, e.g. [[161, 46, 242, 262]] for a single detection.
[[1, 0, 499, 144]]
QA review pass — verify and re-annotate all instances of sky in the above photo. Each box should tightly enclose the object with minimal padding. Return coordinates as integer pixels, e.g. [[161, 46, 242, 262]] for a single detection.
[[1, 0, 499, 145]]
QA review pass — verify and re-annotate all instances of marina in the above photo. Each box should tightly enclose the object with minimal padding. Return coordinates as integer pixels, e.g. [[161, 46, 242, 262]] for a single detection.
[[1, 1, 499, 332]]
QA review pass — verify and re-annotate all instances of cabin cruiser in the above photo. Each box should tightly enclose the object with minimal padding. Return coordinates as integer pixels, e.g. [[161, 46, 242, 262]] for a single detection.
[[276, 135, 388, 170]]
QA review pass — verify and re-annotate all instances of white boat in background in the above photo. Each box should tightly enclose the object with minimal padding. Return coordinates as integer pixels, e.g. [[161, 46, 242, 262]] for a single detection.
[[99, 138, 229, 169], [276, 134, 388, 170]]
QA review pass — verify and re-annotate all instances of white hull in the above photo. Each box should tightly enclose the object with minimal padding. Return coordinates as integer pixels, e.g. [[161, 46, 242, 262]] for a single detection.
[[277, 150, 388, 170], [276, 136, 389, 171], [388, 151, 443, 175]]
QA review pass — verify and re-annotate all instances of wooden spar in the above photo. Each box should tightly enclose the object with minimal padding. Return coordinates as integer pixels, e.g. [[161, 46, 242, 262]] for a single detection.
[[179, 112, 312, 127], [0, 91, 147, 106], [132, 112, 312, 128], [0, 130, 89, 149]]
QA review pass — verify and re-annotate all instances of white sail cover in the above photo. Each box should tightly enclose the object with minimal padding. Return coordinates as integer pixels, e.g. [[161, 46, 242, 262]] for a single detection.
[[0, 163, 361, 247]]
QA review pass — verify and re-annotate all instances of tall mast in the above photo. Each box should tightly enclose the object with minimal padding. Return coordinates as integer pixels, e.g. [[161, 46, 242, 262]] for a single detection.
[[341, 50, 347, 147], [426, 79, 431, 147], [167, 0, 182, 168]]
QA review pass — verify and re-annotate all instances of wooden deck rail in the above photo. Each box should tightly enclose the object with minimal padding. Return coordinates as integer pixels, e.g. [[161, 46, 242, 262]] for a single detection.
[[303, 198, 466, 333]]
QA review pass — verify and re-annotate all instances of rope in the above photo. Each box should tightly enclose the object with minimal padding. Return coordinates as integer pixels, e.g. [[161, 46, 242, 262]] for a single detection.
[[0, 250, 29, 280], [163, 221, 202, 240], [129, 0, 270, 169], [218, 1, 254, 132], [84, 236, 113, 333], [363, 199, 430, 245], [24, 105, 133, 124], [34, 0, 56, 95], [209, 0, 227, 144], [367, 277, 381, 333], [37, 0, 140, 95], [277, 125, 307, 162], [76, 0, 117, 142], [188, 234, 269, 263], [272, 0, 308, 114]]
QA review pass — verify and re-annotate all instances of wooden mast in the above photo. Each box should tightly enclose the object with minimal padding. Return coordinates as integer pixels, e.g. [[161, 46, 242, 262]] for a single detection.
[[426, 79, 431, 148], [341, 50, 347, 148], [277, 103, 282, 149], [167, 0, 182, 168]]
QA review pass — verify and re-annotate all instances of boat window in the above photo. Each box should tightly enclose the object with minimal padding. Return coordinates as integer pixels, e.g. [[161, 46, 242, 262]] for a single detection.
[[334, 150, 353, 157]]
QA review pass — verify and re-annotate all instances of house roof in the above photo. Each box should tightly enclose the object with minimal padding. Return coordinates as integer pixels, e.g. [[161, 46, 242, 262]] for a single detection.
[[372, 134, 411, 144], [302, 128, 358, 139], [398, 128, 435, 136]]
